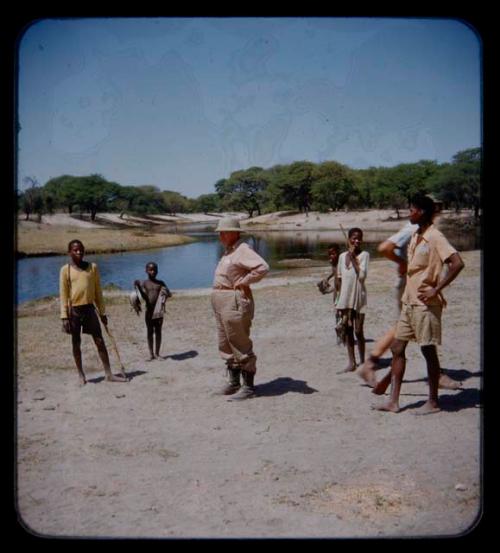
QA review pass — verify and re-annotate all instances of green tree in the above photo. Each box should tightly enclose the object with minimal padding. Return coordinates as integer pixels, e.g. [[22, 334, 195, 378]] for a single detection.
[[193, 193, 221, 214], [428, 148, 481, 217], [20, 176, 43, 221], [130, 185, 167, 215], [72, 174, 121, 220], [261, 165, 291, 212], [272, 161, 315, 214], [161, 190, 190, 215], [44, 175, 83, 214], [311, 161, 356, 211], [216, 167, 268, 218]]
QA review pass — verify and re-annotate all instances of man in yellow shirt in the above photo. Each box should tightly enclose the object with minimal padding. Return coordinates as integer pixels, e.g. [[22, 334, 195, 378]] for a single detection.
[[373, 195, 464, 414], [60, 239, 128, 385]]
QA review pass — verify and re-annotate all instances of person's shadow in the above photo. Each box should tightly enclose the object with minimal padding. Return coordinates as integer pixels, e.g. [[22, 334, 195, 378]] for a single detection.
[[401, 388, 482, 413], [88, 369, 147, 384], [255, 377, 318, 397], [162, 350, 198, 361], [402, 367, 482, 385]]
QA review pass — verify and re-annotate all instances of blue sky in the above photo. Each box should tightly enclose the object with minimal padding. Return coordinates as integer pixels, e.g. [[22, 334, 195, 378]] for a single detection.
[[17, 17, 481, 198]]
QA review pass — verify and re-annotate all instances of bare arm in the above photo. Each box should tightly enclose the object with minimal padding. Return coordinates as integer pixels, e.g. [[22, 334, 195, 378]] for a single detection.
[[417, 253, 465, 303], [346, 248, 359, 274], [134, 280, 149, 301], [378, 240, 407, 276]]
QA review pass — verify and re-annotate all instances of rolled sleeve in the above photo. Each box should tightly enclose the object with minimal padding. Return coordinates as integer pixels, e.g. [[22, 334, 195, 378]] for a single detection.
[[93, 264, 106, 317], [234, 244, 270, 286], [358, 252, 369, 283], [59, 265, 70, 319]]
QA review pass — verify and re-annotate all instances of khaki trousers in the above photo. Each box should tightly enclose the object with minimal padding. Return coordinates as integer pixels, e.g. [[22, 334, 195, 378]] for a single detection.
[[211, 289, 257, 374]]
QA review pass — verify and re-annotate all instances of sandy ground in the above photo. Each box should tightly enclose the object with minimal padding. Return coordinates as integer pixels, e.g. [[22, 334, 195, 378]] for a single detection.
[[16, 250, 482, 539], [23, 212, 246, 228]]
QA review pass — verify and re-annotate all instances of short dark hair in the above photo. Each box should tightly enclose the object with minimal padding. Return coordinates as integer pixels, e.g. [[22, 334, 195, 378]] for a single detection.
[[68, 239, 84, 252], [410, 194, 435, 222], [348, 227, 363, 239], [328, 243, 340, 252], [146, 262, 158, 270]]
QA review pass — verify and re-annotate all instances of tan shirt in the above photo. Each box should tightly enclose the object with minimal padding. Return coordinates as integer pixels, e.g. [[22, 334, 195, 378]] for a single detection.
[[59, 262, 105, 318], [402, 224, 457, 306], [213, 240, 269, 289]]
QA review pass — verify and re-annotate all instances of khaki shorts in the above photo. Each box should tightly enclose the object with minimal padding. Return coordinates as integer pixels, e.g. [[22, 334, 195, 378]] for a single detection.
[[395, 303, 442, 346]]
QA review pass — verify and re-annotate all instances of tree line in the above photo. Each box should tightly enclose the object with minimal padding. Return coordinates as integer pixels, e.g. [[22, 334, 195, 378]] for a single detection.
[[18, 147, 481, 222]]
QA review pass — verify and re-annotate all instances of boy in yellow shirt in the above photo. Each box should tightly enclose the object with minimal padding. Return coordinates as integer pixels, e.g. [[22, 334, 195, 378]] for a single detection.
[[60, 239, 128, 385]]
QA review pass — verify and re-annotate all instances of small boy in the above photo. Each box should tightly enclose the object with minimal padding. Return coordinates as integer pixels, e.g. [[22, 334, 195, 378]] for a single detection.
[[134, 262, 172, 360], [317, 243, 340, 301], [335, 229, 369, 373]]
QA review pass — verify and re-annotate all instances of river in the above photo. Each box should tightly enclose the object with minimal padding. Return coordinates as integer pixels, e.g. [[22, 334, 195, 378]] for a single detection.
[[16, 228, 480, 305]]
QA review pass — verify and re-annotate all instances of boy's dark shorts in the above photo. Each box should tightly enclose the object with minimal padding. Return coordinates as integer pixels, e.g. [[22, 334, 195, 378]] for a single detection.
[[145, 310, 163, 329], [69, 304, 102, 336]]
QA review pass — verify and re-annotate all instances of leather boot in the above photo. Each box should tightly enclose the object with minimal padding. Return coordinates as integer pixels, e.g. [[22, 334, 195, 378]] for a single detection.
[[214, 367, 241, 395], [227, 370, 255, 401]]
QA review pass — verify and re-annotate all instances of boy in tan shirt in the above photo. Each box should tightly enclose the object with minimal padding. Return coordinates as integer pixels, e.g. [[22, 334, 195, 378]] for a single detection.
[[373, 195, 464, 414]]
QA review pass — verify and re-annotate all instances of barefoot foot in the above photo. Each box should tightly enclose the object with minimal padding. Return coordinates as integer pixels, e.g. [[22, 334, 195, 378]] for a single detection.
[[337, 364, 356, 375], [357, 360, 378, 387], [105, 374, 129, 382], [438, 374, 462, 390], [413, 401, 441, 415], [371, 401, 400, 413]]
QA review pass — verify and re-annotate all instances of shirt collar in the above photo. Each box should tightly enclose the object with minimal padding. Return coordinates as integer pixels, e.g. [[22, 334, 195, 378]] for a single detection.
[[416, 223, 434, 242], [224, 238, 244, 254]]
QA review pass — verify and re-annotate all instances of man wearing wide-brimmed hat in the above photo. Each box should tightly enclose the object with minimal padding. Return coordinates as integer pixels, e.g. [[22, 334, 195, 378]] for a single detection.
[[211, 216, 269, 400]]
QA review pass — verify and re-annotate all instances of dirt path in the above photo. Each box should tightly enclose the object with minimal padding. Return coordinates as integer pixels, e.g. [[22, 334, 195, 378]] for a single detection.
[[16, 251, 481, 538]]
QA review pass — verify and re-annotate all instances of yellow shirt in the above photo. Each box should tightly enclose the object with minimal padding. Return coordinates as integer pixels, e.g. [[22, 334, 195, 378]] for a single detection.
[[402, 224, 457, 306], [59, 262, 105, 318]]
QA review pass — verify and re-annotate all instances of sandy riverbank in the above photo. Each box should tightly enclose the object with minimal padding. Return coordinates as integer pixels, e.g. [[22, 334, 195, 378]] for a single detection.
[[17, 209, 476, 257], [16, 250, 482, 538], [16, 223, 195, 257]]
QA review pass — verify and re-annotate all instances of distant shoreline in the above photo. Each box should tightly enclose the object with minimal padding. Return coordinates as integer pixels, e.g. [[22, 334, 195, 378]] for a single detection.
[[16, 208, 479, 257]]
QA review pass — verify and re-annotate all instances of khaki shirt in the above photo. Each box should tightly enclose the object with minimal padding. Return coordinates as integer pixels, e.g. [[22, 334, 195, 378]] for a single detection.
[[402, 224, 457, 306], [213, 240, 269, 289]]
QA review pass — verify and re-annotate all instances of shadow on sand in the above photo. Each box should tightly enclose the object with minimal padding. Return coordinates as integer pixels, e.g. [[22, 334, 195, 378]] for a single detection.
[[402, 367, 482, 385], [87, 369, 147, 384], [163, 350, 199, 361], [255, 377, 318, 397], [400, 387, 482, 413]]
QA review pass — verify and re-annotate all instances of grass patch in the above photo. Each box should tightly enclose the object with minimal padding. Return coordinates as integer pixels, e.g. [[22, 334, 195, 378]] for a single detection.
[[17, 227, 195, 256]]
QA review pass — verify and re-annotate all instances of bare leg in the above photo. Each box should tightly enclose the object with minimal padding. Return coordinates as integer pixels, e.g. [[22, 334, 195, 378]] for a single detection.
[[414, 345, 441, 415], [338, 329, 356, 373], [146, 323, 155, 360], [93, 335, 128, 382], [438, 371, 462, 390], [372, 339, 407, 413], [154, 325, 162, 358], [71, 334, 86, 386], [355, 328, 365, 365], [357, 326, 396, 387], [372, 370, 392, 395], [371, 326, 397, 359]]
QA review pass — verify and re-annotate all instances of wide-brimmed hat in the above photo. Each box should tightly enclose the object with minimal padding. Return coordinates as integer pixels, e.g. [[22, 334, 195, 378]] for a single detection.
[[214, 217, 244, 232]]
